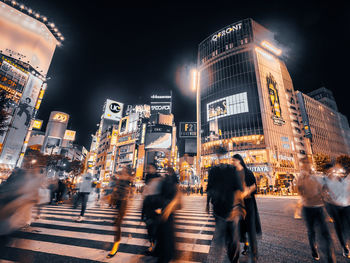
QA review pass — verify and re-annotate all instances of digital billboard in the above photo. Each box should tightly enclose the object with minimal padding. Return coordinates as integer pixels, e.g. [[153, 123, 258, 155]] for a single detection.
[[20, 74, 43, 107], [32, 119, 43, 130], [179, 122, 197, 138], [104, 99, 123, 121], [145, 133, 172, 149], [207, 92, 249, 122], [50, 112, 69, 124], [0, 56, 29, 94], [0, 3, 58, 76], [267, 73, 285, 126]]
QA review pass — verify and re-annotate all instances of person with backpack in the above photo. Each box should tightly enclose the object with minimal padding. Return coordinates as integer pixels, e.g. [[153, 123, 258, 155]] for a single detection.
[[206, 146, 245, 263]]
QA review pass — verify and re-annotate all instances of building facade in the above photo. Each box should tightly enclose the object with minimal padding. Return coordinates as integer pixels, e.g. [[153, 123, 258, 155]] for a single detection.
[[0, 1, 62, 173], [198, 18, 307, 191], [297, 91, 350, 159]]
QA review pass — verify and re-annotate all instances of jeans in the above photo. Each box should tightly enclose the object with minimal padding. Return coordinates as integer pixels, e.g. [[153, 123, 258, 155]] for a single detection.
[[208, 215, 240, 263], [244, 199, 258, 262], [75, 192, 89, 216], [302, 206, 335, 263]]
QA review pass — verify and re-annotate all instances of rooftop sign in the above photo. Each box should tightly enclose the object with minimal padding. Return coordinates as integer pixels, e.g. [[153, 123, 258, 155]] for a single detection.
[[211, 23, 242, 41]]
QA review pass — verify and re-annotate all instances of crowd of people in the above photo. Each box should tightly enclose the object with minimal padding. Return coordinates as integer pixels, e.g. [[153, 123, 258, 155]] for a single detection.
[[0, 149, 349, 262], [296, 157, 350, 262]]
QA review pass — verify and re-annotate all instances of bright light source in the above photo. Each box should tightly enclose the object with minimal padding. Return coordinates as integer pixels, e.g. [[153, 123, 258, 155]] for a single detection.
[[261, 41, 282, 56], [191, 69, 197, 91], [60, 36, 64, 41], [28, 9, 32, 14], [255, 47, 274, 60], [31, 159, 37, 164], [49, 22, 55, 28], [19, 4, 24, 9], [42, 16, 47, 22]]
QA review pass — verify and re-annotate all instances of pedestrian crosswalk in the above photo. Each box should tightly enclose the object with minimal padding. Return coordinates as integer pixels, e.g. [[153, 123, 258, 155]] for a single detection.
[[0, 195, 215, 263]]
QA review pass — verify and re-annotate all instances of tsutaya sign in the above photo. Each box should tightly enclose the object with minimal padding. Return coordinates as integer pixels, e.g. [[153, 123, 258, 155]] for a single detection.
[[211, 23, 242, 41]]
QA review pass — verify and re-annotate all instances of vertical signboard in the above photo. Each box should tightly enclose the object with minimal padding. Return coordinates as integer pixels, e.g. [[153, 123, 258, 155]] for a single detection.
[[179, 122, 197, 138], [103, 99, 123, 121]]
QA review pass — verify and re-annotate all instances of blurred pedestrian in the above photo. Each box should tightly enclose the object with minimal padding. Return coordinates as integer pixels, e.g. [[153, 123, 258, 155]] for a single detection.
[[200, 185, 204, 196], [0, 167, 43, 250], [322, 162, 350, 259], [74, 173, 93, 222], [232, 154, 261, 263], [107, 166, 134, 258], [297, 158, 335, 262], [206, 146, 245, 263], [154, 167, 181, 263], [142, 163, 162, 253]]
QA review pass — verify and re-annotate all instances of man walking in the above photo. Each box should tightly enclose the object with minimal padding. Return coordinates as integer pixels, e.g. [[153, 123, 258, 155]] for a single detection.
[[206, 146, 245, 263], [297, 158, 336, 262], [75, 173, 93, 222]]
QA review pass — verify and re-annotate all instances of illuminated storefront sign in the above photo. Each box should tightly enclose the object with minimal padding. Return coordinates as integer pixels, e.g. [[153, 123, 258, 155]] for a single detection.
[[248, 165, 270, 173], [261, 41, 282, 56], [267, 73, 285, 126], [207, 92, 249, 122], [63, 130, 76, 141], [211, 23, 242, 41], [32, 119, 43, 130]]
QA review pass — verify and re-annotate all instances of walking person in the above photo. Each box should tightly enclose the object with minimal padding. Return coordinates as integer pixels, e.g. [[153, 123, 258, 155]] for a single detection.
[[142, 163, 162, 253], [322, 162, 350, 258], [154, 167, 181, 263], [106, 166, 134, 258], [74, 173, 93, 222], [297, 157, 336, 262], [206, 146, 245, 263], [232, 154, 261, 263]]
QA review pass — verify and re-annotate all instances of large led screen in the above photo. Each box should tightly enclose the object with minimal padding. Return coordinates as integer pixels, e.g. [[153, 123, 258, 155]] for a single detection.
[[145, 133, 172, 149], [207, 92, 249, 122]]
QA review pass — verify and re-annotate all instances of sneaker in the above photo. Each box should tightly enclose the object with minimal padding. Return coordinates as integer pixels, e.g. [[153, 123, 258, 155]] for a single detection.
[[312, 250, 320, 261], [343, 246, 350, 259], [75, 216, 84, 222]]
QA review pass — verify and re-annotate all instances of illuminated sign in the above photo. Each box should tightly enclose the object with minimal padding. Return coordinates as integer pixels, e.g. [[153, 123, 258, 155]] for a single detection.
[[211, 23, 242, 41], [248, 165, 270, 173], [179, 122, 197, 138], [111, 129, 118, 145], [104, 99, 124, 121], [150, 92, 172, 115], [267, 73, 285, 126], [261, 41, 282, 56], [141, 123, 146, 144], [64, 130, 76, 141], [207, 92, 249, 122], [32, 119, 43, 130], [151, 95, 172, 99], [151, 105, 171, 111], [52, 112, 69, 123]]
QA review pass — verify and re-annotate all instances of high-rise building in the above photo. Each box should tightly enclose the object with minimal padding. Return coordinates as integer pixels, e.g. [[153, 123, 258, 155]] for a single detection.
[[198, 18, 307, 191], [297, 91, 350, 158], [0, 1, 62, 173], [307, 87, 338, 112]]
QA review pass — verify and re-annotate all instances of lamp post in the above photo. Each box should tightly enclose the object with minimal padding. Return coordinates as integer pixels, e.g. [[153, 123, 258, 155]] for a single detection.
[[192, 69, 201, 183]]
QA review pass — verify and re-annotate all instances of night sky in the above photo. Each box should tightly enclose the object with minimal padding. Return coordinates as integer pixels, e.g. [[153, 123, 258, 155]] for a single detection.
[[22, 0, 349, 148]]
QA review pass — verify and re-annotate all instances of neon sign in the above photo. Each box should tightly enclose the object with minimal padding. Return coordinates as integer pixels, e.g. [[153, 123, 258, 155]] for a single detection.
[[211, 23, 242, 41]]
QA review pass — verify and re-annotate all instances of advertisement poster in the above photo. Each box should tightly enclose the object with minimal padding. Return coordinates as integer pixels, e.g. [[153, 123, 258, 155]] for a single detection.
[[266, 73, 285, 126]]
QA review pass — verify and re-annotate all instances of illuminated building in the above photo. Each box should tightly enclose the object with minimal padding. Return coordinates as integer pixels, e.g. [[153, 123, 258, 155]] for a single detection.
[[0, 1, 62, 173], [297, 91, 350, 158], [198, 19, 308, 191]]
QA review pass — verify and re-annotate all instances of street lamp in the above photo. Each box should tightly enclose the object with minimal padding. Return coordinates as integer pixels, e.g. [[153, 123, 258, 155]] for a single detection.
[[191, 69, 201, 184]]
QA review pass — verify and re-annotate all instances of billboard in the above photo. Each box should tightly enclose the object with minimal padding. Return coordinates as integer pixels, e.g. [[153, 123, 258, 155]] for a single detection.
[[150, 92, 172, 115], [0, 56, 29, 94], [63, 130, 76, 141], [50, 112, 69, 124], [145, 133, 172, 149], [20, 74, 43, 107], [207, 92, 249, 122], [0, 3, 58, 76], [267, 73, 285, 126], [104, 99, 123, 121], [32, 119, 43, 130], [179, 122, 197, 138]]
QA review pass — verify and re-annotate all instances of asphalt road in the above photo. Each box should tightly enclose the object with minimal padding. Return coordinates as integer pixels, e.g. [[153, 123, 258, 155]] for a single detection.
[[237, 196, 349, 263]]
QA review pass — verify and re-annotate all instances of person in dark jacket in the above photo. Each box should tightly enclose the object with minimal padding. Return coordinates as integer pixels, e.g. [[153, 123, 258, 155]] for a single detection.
[[232, 154, 262, 263], [206, 146, 245, 263], [154, 167, 181, 263]]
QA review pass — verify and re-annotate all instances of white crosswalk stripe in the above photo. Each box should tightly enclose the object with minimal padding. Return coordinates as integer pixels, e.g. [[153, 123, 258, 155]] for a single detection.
[[0, 195, 215, 263]]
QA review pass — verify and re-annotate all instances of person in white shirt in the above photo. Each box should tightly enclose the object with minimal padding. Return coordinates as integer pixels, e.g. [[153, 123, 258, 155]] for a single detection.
[[75, 173, 93, 222], [323, 163, 350, 259]]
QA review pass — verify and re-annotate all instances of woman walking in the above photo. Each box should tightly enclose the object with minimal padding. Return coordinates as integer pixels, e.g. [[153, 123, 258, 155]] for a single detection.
[[232, 154, 262, 263]]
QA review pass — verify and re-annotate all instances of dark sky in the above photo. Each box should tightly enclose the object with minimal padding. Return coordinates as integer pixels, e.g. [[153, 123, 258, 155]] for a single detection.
[[22, 0, 349, 148]]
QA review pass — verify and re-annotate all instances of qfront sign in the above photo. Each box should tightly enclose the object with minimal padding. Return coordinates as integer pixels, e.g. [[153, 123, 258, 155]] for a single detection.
[[211, 23, 242, 41]]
